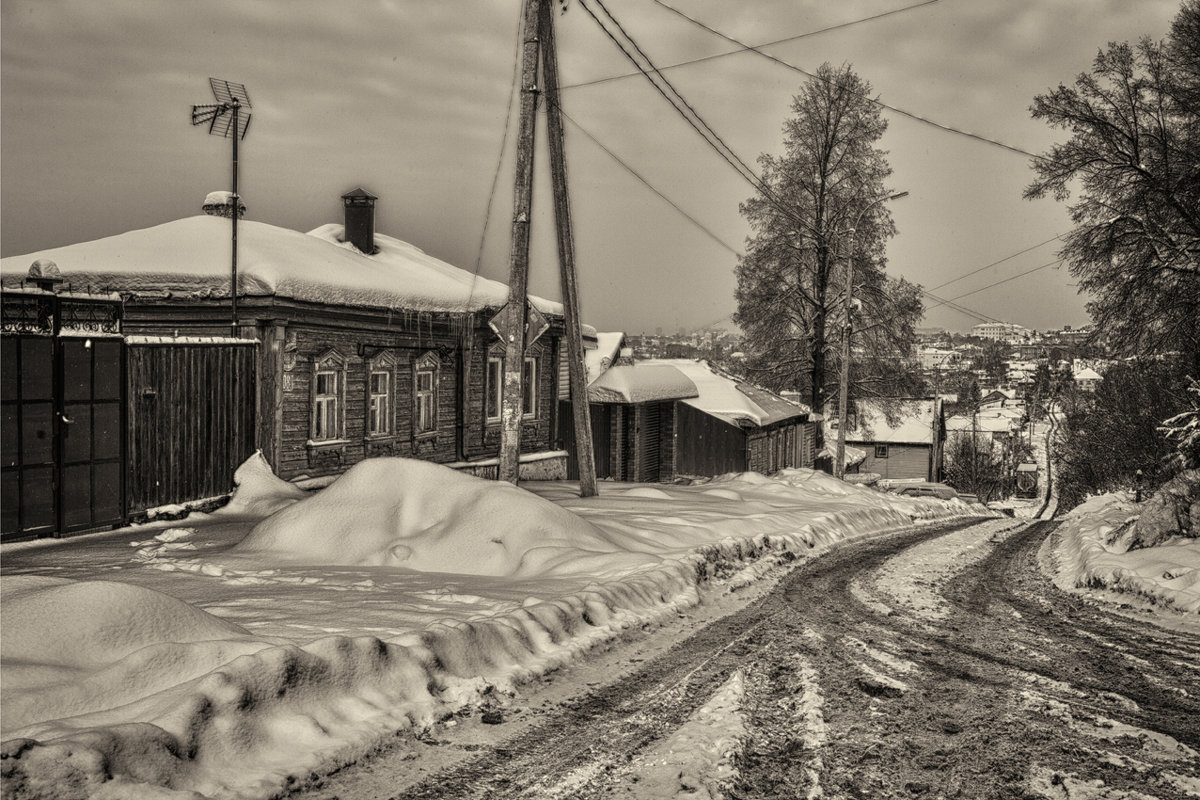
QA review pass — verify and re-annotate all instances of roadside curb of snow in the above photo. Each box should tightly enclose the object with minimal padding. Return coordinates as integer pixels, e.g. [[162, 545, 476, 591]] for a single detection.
[[1037, 495, 1200, 623], [0, 505, 977, 800]]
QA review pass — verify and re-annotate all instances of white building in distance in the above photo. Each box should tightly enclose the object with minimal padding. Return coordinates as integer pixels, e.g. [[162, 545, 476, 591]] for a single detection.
[[971, 322, 1030, 344]]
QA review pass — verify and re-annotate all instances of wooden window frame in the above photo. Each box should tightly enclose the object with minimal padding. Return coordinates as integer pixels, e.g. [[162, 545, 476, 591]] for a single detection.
[[522, 355, 537, 419], [485, 355, 503, 425], [365, 351, 397, 439], [309, 349, 347, 445], [413, 351, 440, 438], [874, 444, 889, 459]]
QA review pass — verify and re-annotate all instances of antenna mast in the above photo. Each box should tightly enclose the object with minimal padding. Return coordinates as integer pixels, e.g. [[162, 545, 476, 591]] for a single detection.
[[191, 78, 253, 337]]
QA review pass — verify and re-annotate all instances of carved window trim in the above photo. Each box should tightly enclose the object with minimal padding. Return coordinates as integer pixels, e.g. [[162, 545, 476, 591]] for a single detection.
[[365, 351, 397, 440], [413, 351, 440, 439], [309, 348, 347, 445]]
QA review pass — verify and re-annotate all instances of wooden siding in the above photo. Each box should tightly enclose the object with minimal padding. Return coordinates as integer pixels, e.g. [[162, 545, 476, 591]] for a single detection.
[[854, 442, 932, 481], [122, 299, 565, 484], [675, 402, 748, 476], [126, 341, 257, 513]]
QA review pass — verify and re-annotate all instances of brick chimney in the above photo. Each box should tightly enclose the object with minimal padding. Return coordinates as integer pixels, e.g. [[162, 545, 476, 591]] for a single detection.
[[341, 188, 378, 255]]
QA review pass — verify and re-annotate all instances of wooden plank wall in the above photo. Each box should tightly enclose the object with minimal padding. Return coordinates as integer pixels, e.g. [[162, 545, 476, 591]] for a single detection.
[[126, 341, 257, 513], [675, 402, 747, 477], [856, 443, 932, 481]]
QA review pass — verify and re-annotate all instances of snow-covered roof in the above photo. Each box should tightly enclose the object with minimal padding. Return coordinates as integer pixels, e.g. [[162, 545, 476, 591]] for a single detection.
[[642, 359, 810, 427], [946, 414, 1013, 434], [585, 331, 625, 385], [1074, 367, 1102, 381], [831, 398, 939, 445], [587, 364, 698, 404], [0, 216, 562, 317]]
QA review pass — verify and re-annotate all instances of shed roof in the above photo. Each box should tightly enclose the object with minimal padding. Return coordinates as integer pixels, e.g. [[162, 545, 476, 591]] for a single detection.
[[641, 359, 810, 427], [0, 216, 561, 317], [587, 364, 698, 404]]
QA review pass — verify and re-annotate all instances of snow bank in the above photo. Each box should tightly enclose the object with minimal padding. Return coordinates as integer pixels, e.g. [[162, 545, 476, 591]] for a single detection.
[[219, 450, 309, 517], [1047, 493, 1200, 613], [230, 458, 659, 577], [1, 459, 976, 799]]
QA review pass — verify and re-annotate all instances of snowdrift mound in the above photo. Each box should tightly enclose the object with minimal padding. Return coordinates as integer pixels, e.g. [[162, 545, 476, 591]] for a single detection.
[[0, 576, 272, 733], [1047, 492, 1200, 613], [232, 458, 658, 577], [219, 449, 308, 516]]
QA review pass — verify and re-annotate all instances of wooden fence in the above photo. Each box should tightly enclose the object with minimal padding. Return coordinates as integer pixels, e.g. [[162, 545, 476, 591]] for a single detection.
[[126, 337, 257, 514]]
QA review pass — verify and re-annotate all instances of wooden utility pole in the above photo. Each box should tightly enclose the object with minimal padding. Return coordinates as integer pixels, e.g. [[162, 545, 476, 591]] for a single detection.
[[497, 0, 543, 485], [539, 0, 597, 496]]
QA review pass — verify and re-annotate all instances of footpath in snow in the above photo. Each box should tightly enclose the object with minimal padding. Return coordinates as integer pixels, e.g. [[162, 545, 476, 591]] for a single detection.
[[1, 455, 984, 800]]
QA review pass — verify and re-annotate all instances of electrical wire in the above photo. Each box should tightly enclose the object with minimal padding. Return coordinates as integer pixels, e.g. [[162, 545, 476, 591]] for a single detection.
[[648, 0, 1043, 161], [927, 233, 1065, 292], [933, 258, 1065, 306], [565, 0, 940, 90], [578, 0, 765, 194], [552, 102, 742, 256], [470, 3, 526, 296]]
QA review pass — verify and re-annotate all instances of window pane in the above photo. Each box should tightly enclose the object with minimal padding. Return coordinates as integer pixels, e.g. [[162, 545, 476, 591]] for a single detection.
[[371, 372, 387, 394], [93, 341, 123, 400], [21, 339, 53, 400], [63, 341, 92, 402], [316, 372, 331, 396], [523, 358, 536, 415], [486, 360, 501, 419]]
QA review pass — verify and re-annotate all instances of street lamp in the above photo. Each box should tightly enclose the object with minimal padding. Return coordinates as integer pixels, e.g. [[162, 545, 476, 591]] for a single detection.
[[835, 190, 909, 480]]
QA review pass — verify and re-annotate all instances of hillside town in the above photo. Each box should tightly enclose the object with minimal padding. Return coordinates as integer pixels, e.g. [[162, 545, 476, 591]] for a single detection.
[[2, 1, 1198, 799]]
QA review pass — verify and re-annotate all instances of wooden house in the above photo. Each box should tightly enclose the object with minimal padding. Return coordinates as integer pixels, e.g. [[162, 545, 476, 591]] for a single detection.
[[1, 190, 569, 539], [651, 359, 816, 477], [562, 353, 816, 482], [825, 397, 945, 482]]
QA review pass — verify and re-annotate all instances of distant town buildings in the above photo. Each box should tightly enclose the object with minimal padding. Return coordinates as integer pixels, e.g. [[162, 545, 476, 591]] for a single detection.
[[971, 322, 1031, 344]]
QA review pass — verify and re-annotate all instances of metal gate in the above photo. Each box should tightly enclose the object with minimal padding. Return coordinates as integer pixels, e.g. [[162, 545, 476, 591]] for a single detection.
[[2, 288, 125, 541]]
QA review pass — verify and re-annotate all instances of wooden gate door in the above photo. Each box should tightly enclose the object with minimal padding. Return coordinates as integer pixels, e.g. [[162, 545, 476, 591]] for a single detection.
[[2, 336, 57, 539], [58, 337, 125, 533], [2, 289, 126, 541], [638, 403, 661, 482], [1, 335, 124, 540]]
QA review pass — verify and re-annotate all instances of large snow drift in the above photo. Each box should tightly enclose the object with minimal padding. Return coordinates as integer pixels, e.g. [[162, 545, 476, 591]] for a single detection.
[[231, 458, 658, 577], [1, 457, 980, 799]]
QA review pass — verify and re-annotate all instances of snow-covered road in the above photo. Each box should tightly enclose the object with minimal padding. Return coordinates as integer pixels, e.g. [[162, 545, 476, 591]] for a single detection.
[[297, 518, 1200, 800]]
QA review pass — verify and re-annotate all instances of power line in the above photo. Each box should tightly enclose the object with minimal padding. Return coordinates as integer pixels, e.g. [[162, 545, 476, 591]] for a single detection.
[[927, 233, 1065, 292], [925, 258, 1065, 313], [578, 0, 766, 193], [918, 288, 1003, 324], [553, 102, 742, 256], [471, 4, 526, 294], [647, 0, 1043, 161], [565, 0, 940, 90], [573, 1, 1055, 329]]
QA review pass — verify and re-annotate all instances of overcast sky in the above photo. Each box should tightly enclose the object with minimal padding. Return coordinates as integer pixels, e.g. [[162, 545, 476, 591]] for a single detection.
[[0, 0, 1181, 333]]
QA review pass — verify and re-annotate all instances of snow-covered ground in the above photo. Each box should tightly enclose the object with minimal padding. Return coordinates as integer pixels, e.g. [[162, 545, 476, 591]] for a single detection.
[[1042, 491, 1200, 616], [0, 456, 982, 800]]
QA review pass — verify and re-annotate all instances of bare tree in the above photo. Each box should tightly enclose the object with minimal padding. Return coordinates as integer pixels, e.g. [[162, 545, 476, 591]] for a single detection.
[[735, 63, 917, 417]]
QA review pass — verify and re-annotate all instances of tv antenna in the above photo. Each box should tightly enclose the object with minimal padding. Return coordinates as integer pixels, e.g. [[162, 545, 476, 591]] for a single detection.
[[191, 78, 252, 335]]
